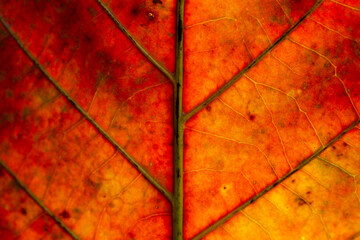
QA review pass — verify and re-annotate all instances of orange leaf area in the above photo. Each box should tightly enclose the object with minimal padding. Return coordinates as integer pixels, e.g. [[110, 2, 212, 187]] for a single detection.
[[184, 0, 360, 238], [205, 128, 360, 240], [183, 0, 317, 112]]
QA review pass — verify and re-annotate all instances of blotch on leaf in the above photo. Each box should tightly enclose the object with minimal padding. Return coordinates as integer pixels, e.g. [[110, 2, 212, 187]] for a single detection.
[[59, 210, 70, 219]]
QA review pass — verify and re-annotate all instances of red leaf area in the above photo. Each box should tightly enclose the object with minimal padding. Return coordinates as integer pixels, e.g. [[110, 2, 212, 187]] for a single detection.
[[1, 0, 360, 239]]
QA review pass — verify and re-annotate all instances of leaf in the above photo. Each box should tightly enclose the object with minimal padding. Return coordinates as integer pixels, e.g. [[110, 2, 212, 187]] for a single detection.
[[0, 0, 359, 239], [203, 128, 360, 240], [0, 168, 73, 240]]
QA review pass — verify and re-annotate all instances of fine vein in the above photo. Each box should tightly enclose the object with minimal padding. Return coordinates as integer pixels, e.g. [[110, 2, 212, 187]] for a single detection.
[[96, 0, 175, 83], [191, 118, 360, 240], [0, 17, 172, 202], [0, 159, 81, 240], [173, 0, 185, 239], [183, 0, 324, 122]]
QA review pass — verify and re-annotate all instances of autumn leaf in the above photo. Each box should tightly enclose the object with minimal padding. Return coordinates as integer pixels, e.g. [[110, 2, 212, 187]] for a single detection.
[[0, 0, 360, 239]]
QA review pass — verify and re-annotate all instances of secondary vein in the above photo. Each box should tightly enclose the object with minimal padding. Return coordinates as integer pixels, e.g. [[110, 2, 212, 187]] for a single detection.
[[96, 0, 175, 83], [0, 16, 172, 202], [0, 159, 81, 240], [191, 118, 360, 240], [183, 0, 324, 122]]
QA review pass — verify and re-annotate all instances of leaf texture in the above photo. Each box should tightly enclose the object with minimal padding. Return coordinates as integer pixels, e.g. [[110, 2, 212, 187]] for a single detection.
[[0, 0, 360, 239], [204, 127, 360, 240], [0, 168, 72, 240], [0, 6, 173, 239]]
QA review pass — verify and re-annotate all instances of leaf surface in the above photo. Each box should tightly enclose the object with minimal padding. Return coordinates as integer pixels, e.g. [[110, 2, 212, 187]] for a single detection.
[[204, 127, 360, 240], [0, 168, 72, 240], [0, 3, 173, 238], [0, 0, 360, 239]]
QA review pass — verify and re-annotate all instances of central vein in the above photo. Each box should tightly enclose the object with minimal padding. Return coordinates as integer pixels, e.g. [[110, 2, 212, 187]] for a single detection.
[[173, 0, 185, 239]]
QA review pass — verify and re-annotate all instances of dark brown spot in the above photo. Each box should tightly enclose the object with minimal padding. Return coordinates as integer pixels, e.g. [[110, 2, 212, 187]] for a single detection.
[[291, 179, 296, 183], [343, 142, 348, 147], [153, 0, 163, 4], [131, 6, 141, 16], [306, 191, 311, 195], [177, 19, 183, 42], [332, 146, 336, 150], [88, 7, 97, 17], [297, 198, 306, 206], [249, 114, 255, 121], [59, 210, 70, 219], [206, 106, 211, 111], [83, 33, 92, 43], [20, 208, 27, 215]]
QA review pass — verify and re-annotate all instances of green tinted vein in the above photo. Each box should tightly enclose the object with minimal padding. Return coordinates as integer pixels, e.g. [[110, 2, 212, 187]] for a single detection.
[[0, 16, 172, 203], [96, 0, 175, 83], [173, 0, 185, 239], [0, 159, 81, 240], [183, 0, 324, 122], [191, 118, 360, 240]]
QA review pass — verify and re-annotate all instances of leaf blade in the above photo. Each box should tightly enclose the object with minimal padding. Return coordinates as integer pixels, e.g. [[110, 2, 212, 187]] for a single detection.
[[0, 16, 172, 202], [96, 0, 175, 83], [183, 0, 324, 122], [191, 118, 360, 240]]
